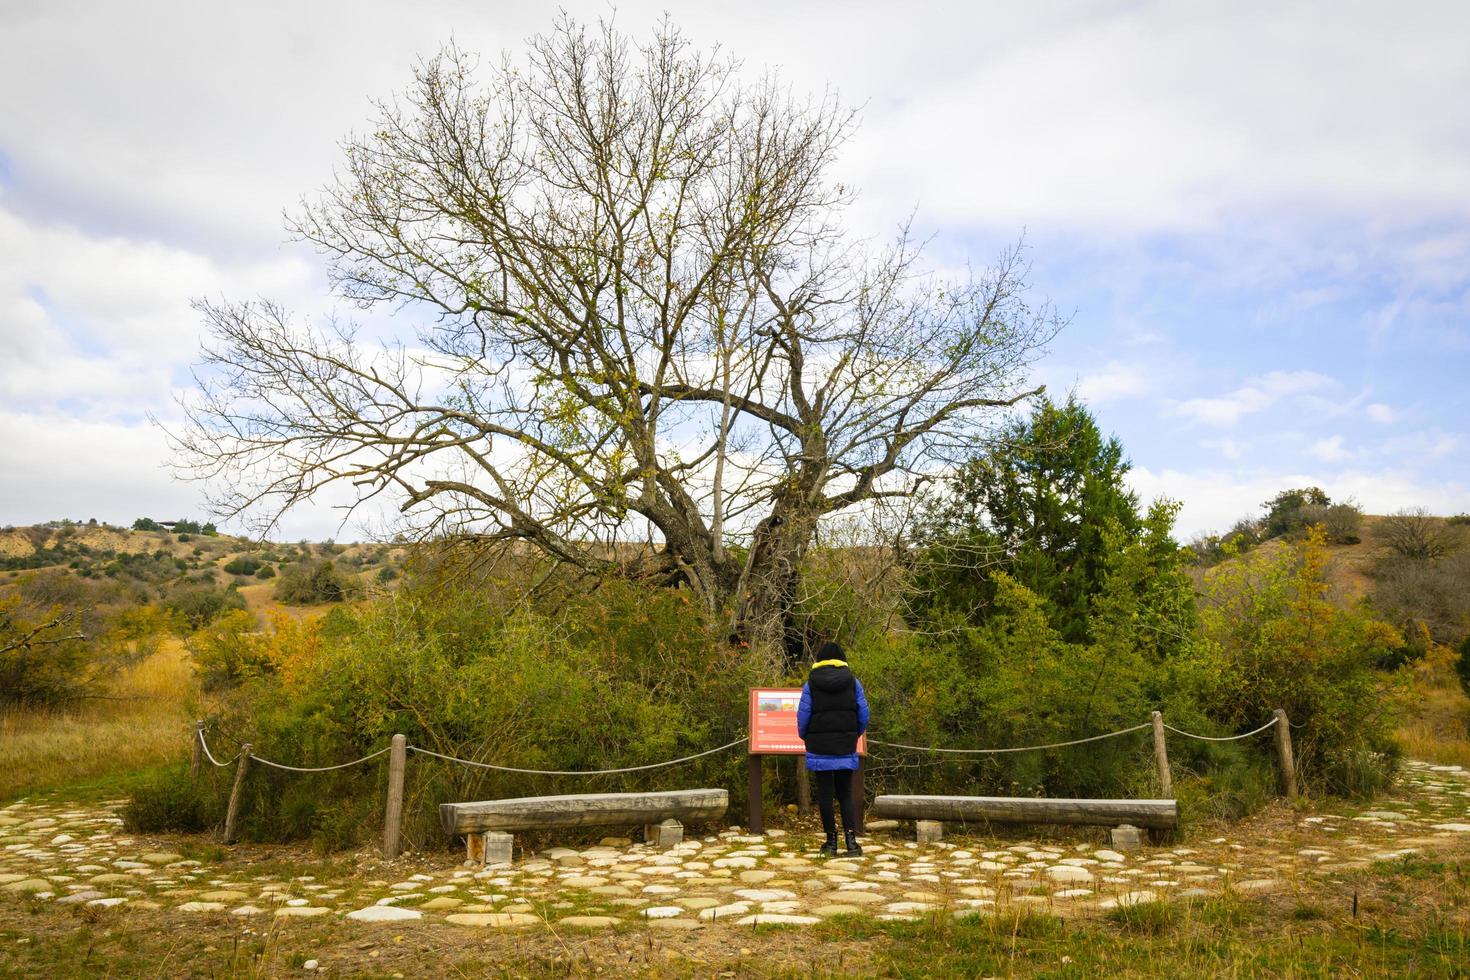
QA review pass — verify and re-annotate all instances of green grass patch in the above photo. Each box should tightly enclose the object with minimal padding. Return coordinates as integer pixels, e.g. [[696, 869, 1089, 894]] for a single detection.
[[1290, 902, 1326, 921], [1105, 899, 1177, 934], [1372, 855, 1467, 881]]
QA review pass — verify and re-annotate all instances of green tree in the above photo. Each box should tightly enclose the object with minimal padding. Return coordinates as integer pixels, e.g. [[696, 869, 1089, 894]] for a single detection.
[[911, 397, 1140, 641], [1185, 527, 1404, 795], [1261, 487, 1330, 539], [131, 517, 161, 531]]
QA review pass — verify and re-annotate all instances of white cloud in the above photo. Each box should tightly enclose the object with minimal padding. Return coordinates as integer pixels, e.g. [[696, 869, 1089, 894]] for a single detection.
[[0, 206, 319, 417], [1130, 464, 1470, 539], [0, 208, 314, 358], [1076, 360, 1149, 405], [1308, 435, 1351, 462], [1366, 402, 1397, 423], [0, 410, 201, 526], [1174, 370, 1334, 427], [2, 1, 1469, 245], [1201, 438, 1246, 461]]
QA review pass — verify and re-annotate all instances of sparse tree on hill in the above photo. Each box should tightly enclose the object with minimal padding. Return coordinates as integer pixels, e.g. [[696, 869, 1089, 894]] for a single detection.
[[1262, 487, 1330, 539], [173, 19, 1056, 659], [1380, 507, 1458, 561]]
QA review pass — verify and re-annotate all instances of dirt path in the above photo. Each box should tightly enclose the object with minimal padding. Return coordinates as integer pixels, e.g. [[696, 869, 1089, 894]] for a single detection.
[[3, 760, 1470, 975]]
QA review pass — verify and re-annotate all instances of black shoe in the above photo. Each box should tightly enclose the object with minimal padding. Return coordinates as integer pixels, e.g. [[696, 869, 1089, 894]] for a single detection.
[[844, 831, 862, 857], [819, 834, 838, 857]]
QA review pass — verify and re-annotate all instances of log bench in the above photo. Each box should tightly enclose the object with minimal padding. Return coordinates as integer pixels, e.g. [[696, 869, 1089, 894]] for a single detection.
[[441, 789, 729, 864], [872, 794, 1178, 847]]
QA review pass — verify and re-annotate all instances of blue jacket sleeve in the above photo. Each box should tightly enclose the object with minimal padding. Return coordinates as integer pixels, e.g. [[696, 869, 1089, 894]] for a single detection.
[[797, 683, 812, 738], [855, 679, 870, 733]]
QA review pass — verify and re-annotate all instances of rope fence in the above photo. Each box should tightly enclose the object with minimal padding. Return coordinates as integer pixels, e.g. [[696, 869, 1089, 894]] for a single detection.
[[188, 706, 1299, 856], [405, 737, 749, 775], [251, 745, 393, 773], [1163, 716, 1279, 742], [868, 722, 1153, 755]]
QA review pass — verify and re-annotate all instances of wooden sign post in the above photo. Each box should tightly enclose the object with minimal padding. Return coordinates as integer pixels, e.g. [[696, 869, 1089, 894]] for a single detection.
[[747, 688, 866, 835]]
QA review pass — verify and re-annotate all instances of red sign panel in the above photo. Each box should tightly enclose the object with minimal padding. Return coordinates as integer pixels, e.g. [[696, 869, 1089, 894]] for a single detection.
[[748, 688, 866, 755]]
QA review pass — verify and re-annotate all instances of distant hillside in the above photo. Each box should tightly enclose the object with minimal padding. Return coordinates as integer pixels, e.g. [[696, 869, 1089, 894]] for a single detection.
[[1192, 511, 1470, 654], [1199, 514, 1392, 604], [0, 521, 410, 622]]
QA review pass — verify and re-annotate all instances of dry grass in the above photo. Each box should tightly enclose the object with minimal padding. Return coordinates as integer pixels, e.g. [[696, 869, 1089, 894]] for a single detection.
[[0, 637, 197, 801], [1397, 641, 1470, 768], [1400, 705, 1470, 768]]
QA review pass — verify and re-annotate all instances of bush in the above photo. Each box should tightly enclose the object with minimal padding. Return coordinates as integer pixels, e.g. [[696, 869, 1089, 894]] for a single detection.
[[255, 564, 276, 579], [1185, 527, 1404, 796], [223, 556, 262, 576], [1316, 502, 1363, 545], [163, 584, 248, 629], [1, 597, 93, 707], [131, 517, 162, 531], [188, 609, 273, 691], [191, 575, 757, 849], [123, 767, 208, 833], [1379, 508, 1459, 561], [1, 592, 168, 708], [1371, 550, 1470, 646], [275, 560, 361, 605], [861, 507, 1199, 802], [375, 565, 398, 583], [1458, 635, 1470, 699]]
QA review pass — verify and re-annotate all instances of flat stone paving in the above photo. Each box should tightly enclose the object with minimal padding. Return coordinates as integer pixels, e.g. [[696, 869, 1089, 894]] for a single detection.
[[4, 761, 1470, 931]]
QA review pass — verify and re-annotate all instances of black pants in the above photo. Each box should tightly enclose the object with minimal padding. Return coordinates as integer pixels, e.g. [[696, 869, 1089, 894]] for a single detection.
[[813, 768, 855, 837]]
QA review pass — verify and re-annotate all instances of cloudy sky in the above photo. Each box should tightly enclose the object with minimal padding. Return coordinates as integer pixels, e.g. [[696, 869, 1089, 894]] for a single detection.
[[2, 0, 1467, 540]]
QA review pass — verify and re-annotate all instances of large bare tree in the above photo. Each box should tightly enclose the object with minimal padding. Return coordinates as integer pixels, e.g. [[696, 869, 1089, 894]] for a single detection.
[[176, 18, 1057, 658]]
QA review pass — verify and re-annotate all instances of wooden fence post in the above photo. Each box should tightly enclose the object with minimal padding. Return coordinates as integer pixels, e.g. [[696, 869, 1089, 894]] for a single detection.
[[1151, 711, 1173, 798], [795, 755, 811, 816], [190, 720, 204, 782], [1273, 708, 1298, 799], [382, 734, 407, 859], [747, 754, 764, 835], [223, 743, 251, 844]]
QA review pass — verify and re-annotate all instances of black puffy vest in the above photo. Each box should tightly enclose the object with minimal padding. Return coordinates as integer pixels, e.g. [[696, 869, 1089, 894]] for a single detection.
[[803, 663, 860, 755]]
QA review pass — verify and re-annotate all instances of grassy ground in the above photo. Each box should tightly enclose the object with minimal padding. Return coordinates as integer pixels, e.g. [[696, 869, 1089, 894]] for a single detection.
[[1398, 647, 1470, 769], [1, 875, 1467, 977], [0, 637, 194, 800]]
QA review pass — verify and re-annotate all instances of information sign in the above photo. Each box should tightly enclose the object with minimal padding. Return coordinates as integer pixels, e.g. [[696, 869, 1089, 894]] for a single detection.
[[748, 688, 866, 755]]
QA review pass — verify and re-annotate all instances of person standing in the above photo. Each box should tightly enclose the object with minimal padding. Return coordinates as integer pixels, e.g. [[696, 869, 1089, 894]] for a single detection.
[[796, 641, 869, 857]]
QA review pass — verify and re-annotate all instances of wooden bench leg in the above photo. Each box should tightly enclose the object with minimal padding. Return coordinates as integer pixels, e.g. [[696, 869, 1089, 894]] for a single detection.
[[644, 819, 683, 849]]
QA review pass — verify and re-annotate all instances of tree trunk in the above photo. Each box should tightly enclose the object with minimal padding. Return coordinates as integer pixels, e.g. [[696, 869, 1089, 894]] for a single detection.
[[732, 505, 819, 669]]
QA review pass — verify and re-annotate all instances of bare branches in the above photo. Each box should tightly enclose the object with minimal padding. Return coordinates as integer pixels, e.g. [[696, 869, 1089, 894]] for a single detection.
[[0, 609, 85, 656], [173, 18, 1056, 649], [1378, 508, 1461, 562]]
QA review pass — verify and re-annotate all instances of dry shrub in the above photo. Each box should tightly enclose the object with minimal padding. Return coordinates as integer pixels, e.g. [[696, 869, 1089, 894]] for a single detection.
[[1378, 508, 1462, 561]]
